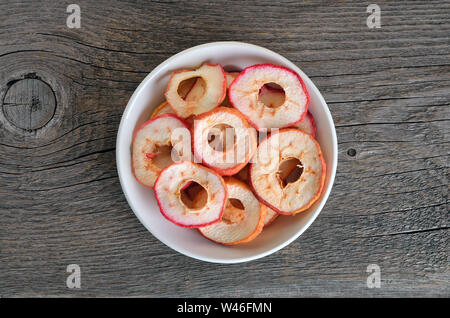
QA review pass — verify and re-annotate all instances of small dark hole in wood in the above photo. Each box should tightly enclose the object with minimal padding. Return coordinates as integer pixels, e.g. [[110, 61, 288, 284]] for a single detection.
[[347, 148, 357, 157], [24, 72, 38, 79]]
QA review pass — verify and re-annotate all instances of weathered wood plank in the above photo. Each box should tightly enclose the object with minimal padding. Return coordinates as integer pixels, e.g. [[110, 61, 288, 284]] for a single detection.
[[0, 0, 448, 297]]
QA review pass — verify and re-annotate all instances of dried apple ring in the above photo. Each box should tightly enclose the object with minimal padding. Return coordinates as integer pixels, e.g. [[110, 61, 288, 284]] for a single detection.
[[258, 84, 316, 137], [150, 76, 204, 120], [154, 161, 227, 228], [229, 64, 309, 130], [249, 128, 326, 215], [197, 177, 266, 245], [192, 107, 257, 176], [150, 76, 201, 120], [165, 63, 226, 118], [132, 114, 190, 188]]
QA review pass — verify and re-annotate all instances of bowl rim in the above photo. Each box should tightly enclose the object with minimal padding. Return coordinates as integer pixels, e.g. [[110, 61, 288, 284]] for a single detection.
[[116, 41, 338, 263]]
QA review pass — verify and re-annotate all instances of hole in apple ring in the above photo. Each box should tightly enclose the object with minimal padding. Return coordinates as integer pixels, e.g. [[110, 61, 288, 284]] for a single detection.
[[258, 83, 286, 109], [223, 198, 245, 225], [180, 181, 207, 210], [177, 76, 206, 100], [277, 158, 303, 188], [146, 144, 173, 170], [207, 124, 236, 152]]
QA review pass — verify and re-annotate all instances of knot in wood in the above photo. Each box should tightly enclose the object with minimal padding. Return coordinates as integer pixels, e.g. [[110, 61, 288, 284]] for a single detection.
[[2, 78, 56, 130]]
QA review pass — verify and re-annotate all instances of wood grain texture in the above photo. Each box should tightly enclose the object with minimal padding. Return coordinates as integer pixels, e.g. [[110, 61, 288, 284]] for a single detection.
[[0, 0, 448, 297], [3, 77, 56, 130]]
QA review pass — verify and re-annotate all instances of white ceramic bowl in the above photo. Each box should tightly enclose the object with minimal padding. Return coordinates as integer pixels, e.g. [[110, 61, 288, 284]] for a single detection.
[[116, 42, 337, 263]]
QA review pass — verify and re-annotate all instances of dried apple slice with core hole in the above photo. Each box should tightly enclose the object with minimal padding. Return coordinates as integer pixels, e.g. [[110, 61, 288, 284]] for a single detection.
[[132, 114, 190, 188], [197, 177, 266, 245], [151, 78, 205, 123], [193, 107, 257, 176], [150, 76, 205, 119], [249, 128, 326, 215], [269, 114, 317, 178], [235, 151, 296, 184], [257, 84, 316, 137], [229, 64, 309, 130], [154, 161, 227, 228], [181, 77, 209, 126], [165, 63, 226, 118]]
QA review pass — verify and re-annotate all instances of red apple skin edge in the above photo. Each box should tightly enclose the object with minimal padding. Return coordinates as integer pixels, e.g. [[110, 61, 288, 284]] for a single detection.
[[228, 64, 310, 131], [200, 157, 249, 176], [248, 128, 326, 216], [154, 161, 228, 228], [131, 113, 190, 189], [164, 62, 227, 117], [191, 107, 257, 176]]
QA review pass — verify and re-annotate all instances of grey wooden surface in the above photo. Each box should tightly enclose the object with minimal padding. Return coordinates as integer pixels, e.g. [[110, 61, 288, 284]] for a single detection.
[[0, 0, 448, 297]]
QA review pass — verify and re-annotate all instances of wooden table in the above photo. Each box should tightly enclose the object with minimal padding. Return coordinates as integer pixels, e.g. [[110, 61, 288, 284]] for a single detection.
[[0, 1, 448, 297]]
